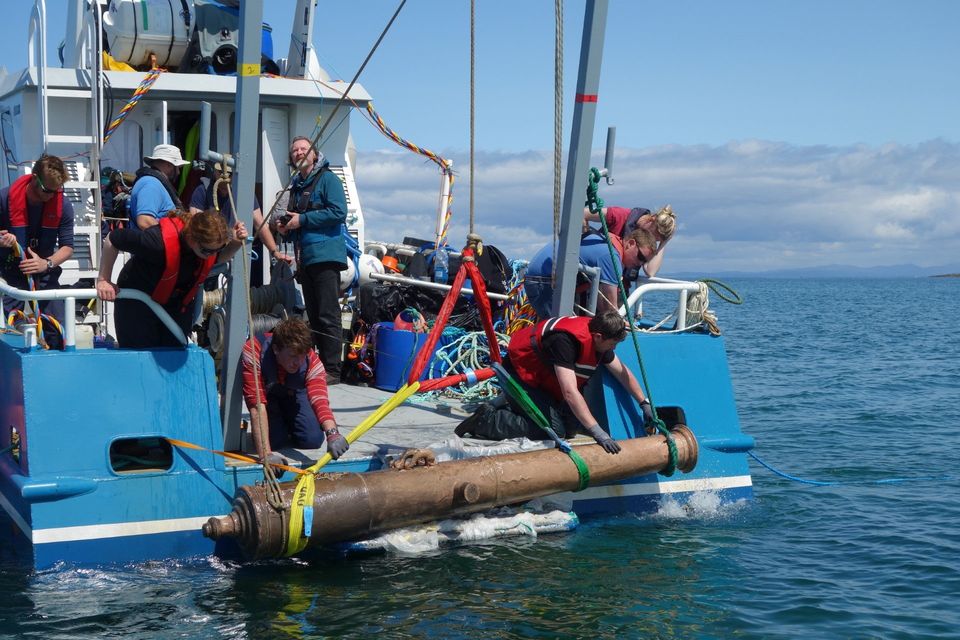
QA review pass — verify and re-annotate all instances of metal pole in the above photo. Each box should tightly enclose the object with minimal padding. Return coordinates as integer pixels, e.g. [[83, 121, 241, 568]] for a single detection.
[[220, 1, 264, 449], [552, 0, 608, 316]]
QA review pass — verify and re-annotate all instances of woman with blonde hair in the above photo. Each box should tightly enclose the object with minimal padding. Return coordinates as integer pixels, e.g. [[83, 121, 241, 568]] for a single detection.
[[97, 209, 247, 348], [583, 204, 676, 278]]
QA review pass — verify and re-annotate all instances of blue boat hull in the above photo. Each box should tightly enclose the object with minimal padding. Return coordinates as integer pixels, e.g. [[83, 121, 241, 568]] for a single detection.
[[0, 329, 752, 569]]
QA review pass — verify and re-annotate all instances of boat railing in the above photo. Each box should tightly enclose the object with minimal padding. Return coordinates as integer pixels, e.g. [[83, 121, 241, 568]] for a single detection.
[[0, 279, 188, 349], [619, 277, 704, 331]]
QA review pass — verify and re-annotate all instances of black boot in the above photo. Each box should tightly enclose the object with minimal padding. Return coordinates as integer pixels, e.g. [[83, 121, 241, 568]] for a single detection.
[[455, 404, 493, 437]]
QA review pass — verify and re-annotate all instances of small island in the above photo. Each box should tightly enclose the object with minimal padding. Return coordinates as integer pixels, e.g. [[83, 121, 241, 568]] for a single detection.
[[931, 274, 960, 278]]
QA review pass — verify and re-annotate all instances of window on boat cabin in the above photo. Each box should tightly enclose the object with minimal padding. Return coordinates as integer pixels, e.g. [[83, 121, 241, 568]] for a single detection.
[[109, 437, 173, 474]]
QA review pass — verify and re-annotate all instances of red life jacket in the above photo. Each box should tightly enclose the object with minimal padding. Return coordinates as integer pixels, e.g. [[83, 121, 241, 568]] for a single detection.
[[151, 216, 216, 312], [508, 316, 601, 402], [5, 174, 63, 252]]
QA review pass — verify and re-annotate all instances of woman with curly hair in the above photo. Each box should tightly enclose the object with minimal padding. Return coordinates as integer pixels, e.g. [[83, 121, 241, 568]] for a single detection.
[[97, 209, 246, 348]]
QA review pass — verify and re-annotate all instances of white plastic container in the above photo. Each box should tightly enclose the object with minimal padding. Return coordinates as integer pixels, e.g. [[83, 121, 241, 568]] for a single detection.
[[103, 0, 193, 68]]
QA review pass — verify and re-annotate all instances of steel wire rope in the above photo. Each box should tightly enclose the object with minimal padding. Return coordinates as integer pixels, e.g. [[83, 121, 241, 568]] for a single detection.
[[253, 0, 409, 244], [469, 0, 475, 236], [225, 184, 284, 508]]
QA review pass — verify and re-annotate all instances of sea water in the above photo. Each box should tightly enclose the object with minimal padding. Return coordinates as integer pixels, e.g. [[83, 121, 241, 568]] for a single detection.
[[1, 278, 958, 639]]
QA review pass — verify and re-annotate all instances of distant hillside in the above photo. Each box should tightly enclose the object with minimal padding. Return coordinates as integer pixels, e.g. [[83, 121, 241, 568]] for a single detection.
[[668, 263, 960, 280]]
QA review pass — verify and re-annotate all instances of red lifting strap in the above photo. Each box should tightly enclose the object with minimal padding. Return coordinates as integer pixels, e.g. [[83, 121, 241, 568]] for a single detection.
[[406, 246, 503, 385]]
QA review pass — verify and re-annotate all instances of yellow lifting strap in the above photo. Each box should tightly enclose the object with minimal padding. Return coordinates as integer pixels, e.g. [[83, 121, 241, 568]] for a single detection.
[[284, 381, 422, 557]]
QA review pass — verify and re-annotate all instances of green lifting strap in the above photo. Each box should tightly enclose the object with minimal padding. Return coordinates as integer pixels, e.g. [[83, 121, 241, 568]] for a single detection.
[[491, 363, 591, 491], [589, 168, 680, 476]]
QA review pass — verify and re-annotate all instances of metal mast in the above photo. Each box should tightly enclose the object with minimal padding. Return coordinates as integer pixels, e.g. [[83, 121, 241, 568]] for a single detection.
[[551, 0, 609, 316], [220, 0, 264, 448]]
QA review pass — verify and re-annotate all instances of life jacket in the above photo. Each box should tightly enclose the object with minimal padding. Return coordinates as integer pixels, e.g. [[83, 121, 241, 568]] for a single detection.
[[258, 334, 308, 397], [290, 162, 343, 248], [507, 316, 602, 402], [151, 216, 216, 312], [2, 174, 63, 257]]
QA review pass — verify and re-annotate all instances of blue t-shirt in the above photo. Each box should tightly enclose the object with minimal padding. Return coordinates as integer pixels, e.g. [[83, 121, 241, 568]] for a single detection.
[[128, 175, 176, 225], [525, 234, 622, 285]]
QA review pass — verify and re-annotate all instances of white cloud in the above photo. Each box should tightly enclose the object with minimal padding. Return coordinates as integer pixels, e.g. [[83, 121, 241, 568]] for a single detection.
[[350, 140, 960, 272]]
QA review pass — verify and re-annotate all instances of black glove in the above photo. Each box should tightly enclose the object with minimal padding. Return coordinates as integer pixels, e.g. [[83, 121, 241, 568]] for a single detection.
[[640, 400, 654, 425], [326, 427, 349, 459], [583, 423, 621, 455]]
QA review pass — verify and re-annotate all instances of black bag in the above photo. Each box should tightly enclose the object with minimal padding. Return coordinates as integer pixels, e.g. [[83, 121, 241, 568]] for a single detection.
[[476, 245, 512, 295]]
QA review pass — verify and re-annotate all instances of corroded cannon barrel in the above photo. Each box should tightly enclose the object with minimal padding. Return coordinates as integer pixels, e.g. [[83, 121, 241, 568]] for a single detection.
[[203, 426, 697, 558]]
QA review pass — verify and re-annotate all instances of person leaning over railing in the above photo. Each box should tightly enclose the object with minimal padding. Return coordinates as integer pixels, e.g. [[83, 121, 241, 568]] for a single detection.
[[96, 210, 246, 348], [583, 204, 676, 283], [0, 154, 74, 318]]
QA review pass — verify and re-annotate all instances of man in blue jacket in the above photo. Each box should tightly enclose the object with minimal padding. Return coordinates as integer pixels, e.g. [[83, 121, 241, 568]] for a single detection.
[[278, 136, 348, 384]]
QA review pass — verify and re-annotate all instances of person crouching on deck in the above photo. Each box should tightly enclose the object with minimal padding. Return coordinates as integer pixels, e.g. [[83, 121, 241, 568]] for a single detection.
[[0, 154, 74, 318], [96, 210, 246, 348], [241, 317, 349, 464], [455, 311, 655, 453]]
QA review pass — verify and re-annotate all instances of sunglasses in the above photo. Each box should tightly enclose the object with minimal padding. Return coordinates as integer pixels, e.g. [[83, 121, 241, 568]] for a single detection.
[[197, 243, 227, 257], [34, 174, 62, 195]]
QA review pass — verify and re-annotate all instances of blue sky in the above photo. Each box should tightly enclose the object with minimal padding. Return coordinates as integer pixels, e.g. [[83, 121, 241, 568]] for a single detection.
[[3, 1, 959, 272]]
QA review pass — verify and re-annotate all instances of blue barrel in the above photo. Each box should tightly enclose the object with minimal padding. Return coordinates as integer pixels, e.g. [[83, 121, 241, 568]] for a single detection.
[[373, 322, 454, 392]]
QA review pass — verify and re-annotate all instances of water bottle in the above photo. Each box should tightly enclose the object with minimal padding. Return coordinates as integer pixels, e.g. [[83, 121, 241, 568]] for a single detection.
[[433, 246, 449, 284]]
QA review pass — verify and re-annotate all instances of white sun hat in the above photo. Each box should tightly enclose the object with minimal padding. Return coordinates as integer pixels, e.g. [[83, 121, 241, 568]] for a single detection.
[[143, 144, 190, 167]]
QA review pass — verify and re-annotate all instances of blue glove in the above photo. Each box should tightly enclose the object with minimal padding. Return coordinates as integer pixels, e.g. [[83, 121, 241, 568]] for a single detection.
[[326, 427, 349, 459], [640, 400, 654, 424], [583, 423, 621, 455]]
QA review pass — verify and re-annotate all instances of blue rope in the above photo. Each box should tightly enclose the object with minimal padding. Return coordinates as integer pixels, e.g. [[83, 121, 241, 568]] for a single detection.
[[748, 451, 953, 487]]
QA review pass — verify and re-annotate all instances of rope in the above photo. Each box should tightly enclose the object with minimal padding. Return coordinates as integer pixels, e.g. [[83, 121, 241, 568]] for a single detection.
[[255, 0, 408, 242], [4, 239, 64, 350], [594, 180, 679, 476], [698, 278, 743, 305], [103, 66, 162, 145], [747, 451, 953, 487], [469, 0, 475, 235], [365, 102, 455, 249], [226, 183, 284, 509]]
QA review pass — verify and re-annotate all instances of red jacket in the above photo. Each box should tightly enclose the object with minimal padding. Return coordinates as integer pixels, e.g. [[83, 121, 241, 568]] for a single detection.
[[508, 316, 601, 402], [151, 216, 216, 312]]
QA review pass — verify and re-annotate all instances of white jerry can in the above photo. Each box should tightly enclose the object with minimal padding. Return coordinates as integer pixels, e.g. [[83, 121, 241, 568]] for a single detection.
[[102, 0, 193, 68]]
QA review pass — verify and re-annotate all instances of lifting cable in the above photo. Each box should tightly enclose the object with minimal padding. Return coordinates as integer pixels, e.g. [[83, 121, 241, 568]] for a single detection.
[[253, 0, 409, 244]]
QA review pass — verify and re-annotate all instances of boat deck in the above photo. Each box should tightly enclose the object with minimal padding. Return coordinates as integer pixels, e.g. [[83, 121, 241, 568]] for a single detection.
[[265, 384, 555, 469]]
